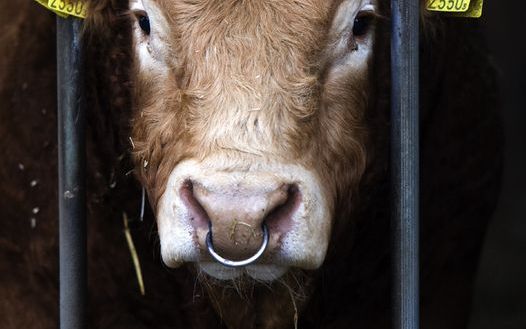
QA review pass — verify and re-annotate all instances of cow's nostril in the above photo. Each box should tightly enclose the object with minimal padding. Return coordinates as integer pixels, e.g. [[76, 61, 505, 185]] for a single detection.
[[179, 180, 210, 230], [265, 184, 301, 234]]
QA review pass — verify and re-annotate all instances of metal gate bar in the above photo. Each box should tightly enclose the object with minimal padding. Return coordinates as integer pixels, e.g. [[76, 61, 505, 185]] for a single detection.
[[57, 17, 87, 329], [390, 1, 420, 329]]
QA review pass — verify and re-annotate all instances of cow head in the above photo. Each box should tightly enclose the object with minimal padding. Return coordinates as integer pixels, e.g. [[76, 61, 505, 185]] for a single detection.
[[128, 0, 377, 282]]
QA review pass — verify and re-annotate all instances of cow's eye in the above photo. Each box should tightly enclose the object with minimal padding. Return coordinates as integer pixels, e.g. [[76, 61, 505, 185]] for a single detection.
[[137, 14, 151, 35], [352, 13, 373, 37]]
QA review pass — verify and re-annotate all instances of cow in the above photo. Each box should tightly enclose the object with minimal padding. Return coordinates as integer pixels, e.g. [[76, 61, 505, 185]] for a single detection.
[[0, 0, 502, 328]]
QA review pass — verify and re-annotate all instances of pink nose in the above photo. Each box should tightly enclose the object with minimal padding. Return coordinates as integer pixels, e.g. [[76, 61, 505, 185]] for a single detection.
[[180, 180, 301, 261]]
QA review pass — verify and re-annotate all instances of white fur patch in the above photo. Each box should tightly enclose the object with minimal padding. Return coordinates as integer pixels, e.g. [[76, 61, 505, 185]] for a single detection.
[[156, 159, 331, 280]]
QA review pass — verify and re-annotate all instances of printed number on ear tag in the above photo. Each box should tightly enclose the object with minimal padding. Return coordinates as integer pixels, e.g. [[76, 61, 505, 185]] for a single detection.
[[427, 0, 471, 12], [426, 0, 484, 18], [34, 0, 69, 18], [47, 0, 87, 19]]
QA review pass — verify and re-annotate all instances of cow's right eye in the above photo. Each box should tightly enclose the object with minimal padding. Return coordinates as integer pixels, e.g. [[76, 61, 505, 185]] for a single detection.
[[352, 14, 373, 38], [138, 14, 151, 35]]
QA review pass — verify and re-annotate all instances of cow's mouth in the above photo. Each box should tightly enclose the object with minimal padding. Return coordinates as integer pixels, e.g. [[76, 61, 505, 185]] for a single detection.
[[156, 159, 332, 281], [198, 262, 289, 281]]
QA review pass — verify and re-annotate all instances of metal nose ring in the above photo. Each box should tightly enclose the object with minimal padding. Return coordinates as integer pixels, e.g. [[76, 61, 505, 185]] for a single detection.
[[206, 222, 269, 268]]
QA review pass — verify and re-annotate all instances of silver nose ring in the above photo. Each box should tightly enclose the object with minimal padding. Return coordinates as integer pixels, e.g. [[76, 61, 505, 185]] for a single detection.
[[206, 222, 269, 268]]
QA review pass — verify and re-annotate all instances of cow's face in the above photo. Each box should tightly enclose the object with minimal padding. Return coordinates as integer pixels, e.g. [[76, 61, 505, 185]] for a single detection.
[[129, 0, 376, 281]]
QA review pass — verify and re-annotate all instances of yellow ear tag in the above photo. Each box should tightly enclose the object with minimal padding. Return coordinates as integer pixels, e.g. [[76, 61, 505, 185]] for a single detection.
[[33, 0, 87, 19], [34, 0, 69, 18], [426, 0, 484, 18], [47, 0, 87, 19]]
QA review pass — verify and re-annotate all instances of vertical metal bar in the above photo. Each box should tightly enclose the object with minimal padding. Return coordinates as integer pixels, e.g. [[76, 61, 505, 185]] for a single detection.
[[391, 0, 420, 329], [57, 17, 86, 329]]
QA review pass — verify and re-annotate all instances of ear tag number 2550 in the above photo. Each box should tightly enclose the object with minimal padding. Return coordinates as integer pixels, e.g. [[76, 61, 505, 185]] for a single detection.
[[426, 0, 483, 17], [427, 0, 471, 12], [47, 0, 87, 18]]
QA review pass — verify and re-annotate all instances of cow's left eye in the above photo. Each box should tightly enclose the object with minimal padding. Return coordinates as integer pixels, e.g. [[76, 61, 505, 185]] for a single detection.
[[137, 14, 151, 35]]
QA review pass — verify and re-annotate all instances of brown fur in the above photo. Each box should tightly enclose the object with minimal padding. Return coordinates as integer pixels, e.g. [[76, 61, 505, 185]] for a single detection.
[[0, 0, 502, 328]]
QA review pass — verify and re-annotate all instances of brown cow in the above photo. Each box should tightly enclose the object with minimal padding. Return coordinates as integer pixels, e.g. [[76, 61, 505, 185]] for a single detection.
[[0, 0, 501, 328]]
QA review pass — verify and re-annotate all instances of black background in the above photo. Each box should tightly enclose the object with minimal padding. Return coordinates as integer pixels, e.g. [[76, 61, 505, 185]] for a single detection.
[[469, 1, 526, 327]]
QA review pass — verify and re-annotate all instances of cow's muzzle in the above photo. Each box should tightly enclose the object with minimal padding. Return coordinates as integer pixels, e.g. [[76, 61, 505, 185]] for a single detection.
[[156, 160, 332, 279], [181, 180, 300, 262]]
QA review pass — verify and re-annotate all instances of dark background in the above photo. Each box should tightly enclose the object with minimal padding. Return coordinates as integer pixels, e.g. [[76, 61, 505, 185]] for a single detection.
[[468, 1, 526, 328]]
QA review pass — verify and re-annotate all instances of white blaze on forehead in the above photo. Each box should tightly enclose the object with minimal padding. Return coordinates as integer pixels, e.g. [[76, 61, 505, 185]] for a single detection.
[[156, 159, 331, 280]]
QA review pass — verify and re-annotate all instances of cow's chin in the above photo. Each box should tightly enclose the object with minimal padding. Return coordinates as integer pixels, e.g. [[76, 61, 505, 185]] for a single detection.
[[198, 263, 289, 281], [156, 158, 332, 280]]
